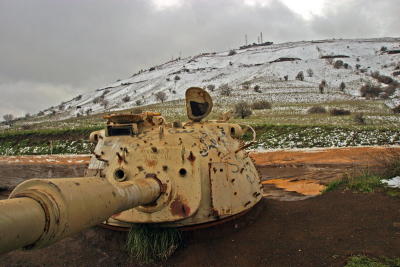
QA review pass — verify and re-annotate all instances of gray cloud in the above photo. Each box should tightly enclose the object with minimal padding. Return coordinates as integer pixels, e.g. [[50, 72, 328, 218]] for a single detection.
[[0, 0, 398, 117]]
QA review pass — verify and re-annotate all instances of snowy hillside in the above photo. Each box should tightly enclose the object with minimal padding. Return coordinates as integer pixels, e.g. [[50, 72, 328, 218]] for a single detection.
[[40, 37, 400, 119]]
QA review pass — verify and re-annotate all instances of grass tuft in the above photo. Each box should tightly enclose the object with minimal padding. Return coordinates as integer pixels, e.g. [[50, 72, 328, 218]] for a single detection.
[[324, 150, 400, 195], [126, 224, 182, 264], [378, 150, 400, 179], [345, 255, 400, 267], [323, 179, 346, 193], [345, 172, 383, 193]]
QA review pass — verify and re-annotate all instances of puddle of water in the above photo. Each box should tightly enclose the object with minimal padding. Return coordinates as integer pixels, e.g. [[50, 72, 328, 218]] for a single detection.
[[262, 178, 326, 196]]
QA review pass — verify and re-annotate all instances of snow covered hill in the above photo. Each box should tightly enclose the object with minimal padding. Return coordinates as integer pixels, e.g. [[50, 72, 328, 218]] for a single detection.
[[40, 37, 400, 119]]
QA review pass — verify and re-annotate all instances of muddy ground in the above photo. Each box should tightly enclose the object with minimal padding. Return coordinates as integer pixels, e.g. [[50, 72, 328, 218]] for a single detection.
[[0, 147, 399, 266], [1, 192, 399, 267]]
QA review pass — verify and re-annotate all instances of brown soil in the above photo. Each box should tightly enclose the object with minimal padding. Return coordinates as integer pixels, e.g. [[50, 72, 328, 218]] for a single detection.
[[250, 146, 400, 166], [1, 191, 399, 267], [1, 147, 400, 266], [0, 155, 89, 196]]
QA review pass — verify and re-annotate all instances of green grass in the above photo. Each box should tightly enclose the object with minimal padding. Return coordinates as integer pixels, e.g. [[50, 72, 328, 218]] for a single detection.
[[126, 224, 182, 264], [324, 173, 381, 194], [346, 172, 383, 193], [0, 125, 102, 140], [4, 98, 400, 132], [251, 124, 400, 149], [345, 255, 400, 267], [1, 98, 399, 155], [324, 172, 393, 194], [1, 123, 399, 155], [323, 179, 346, 193], [324, 151, 400, 195], [0, 126, 101, 155]]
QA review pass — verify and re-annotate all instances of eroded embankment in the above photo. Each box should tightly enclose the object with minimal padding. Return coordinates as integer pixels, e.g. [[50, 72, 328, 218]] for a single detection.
[[1, 146, 399, 200]]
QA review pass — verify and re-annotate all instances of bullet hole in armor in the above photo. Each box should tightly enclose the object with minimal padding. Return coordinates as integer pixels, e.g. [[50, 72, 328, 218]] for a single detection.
[[179, 168, 187, 177]]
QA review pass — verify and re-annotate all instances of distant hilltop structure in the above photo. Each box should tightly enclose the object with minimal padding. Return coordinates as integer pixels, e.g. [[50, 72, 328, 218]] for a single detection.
[[240, 31, 273, 49], [239, 41, 273, 50]]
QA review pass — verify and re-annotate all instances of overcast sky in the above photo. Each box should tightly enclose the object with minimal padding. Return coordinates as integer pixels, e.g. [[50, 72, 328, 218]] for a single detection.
[[0, 0, 398, 117]]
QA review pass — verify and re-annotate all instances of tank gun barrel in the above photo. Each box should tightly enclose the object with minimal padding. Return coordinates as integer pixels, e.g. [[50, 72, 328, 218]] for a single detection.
[[0, 177, 161, 254]]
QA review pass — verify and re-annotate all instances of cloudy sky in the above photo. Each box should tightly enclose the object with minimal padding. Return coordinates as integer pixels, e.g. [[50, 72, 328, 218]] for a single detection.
[[0, 0, 398, 117]]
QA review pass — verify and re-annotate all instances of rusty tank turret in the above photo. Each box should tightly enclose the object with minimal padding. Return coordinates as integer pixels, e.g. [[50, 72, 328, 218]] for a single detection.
[[0, 87, 262, 254]]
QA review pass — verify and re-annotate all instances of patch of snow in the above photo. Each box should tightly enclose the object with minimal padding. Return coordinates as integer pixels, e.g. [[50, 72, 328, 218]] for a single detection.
[[382, 176, 400, 188], [33, 37, 400, 120]]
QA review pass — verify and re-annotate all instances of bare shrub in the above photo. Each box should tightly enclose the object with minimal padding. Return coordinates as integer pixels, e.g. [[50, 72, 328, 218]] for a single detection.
[[207, 84, 215, 92], [3, 114, 14, 123], [376, 75, 394, 85], [296, 71, 304, 81], [252, 100, 272, 110], [102, 89, 110, 96], [174, 75, 181, 81], [74, 95, 82, 101], [284, 75, 288, 81], [329, 108, 351, 116], [253, 85, 262, 93], [38, 111, 45, 116], [307, 106, 327, 114], [384, 84, 399, 96], [306, 68, 314, 77], [219, 84, 233, 96], [353, 113, 366, 124], [356, 64, 361, 70], [242, 81, 251, 90], [380, 46, 387, 52], [360, 83, 383, 98], [93, 96, 104, 104], [102, 100, 109, 108], [334, 60, 344, 69], [172, 90, 176, 94], [392, 105, 400, 114], [155, 91, 168, 103], [371, 70, 380, 79], [234, 102, 252, 119], [319, 80, 326, 94], [135, 100, 142, 106], [319, 84, 324, 94], [228, 49, 237, 56], [122, 96, 131, 103], [340, 82, 346, 91]]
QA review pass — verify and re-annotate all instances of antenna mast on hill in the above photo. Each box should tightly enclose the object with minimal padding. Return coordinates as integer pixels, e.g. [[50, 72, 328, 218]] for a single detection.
[[245, 34, 248, 45], [260, 32, 263, 43]]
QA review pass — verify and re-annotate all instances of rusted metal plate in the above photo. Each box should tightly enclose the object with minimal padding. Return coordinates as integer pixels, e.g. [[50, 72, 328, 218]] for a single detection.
[[210, 162, 232, 216]]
